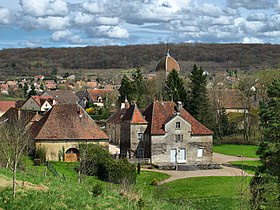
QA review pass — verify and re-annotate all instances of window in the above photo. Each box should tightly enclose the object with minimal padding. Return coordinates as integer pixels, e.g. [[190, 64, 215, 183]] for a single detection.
[[137, 148, 144, 158], [197, 148, 203, 158], [138, 133, 144, 141], [175, 134, 183, 142], [176, 122, 180, 129]]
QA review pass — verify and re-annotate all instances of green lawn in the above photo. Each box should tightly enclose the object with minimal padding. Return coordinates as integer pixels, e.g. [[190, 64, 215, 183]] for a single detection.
[[159, 176, 252, 210], [230, 160, 261, 175], [213, 144, 259, 158], [0, 160, 254, 210]]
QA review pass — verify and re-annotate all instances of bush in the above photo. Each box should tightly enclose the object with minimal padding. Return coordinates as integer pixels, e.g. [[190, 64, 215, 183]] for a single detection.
[[150, 179, 158, 186], [79, 144, 136, 184], [86, 107, 95, 115], [35, 147, 46, 164], [92, 183, 103, 197]]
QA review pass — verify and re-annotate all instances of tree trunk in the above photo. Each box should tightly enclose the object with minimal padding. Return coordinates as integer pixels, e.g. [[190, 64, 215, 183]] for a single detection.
[[12, 167, 17, 198]]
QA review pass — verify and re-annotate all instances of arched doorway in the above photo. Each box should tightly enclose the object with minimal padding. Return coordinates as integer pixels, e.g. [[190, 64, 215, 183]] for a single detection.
[[64, 148, 80, 162]]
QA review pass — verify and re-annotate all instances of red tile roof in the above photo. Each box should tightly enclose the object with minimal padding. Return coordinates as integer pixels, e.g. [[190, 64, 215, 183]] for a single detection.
[[122, 104, 148, 124], [142, 101, 213, 135], [0, 101, 16, 113], [32, 104, 109, 140], [87, 89, 117, 101], [28, 95, 54, 107]]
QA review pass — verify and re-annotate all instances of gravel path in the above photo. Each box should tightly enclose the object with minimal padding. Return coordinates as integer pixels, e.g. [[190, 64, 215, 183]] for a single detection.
[[145, 165, 252, 184], [143, 153, 259, 184], [212, 153, 259, 164]]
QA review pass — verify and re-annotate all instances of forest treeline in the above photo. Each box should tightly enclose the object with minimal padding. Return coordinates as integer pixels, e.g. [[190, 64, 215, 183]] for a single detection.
[[0, 43, 280, 78]]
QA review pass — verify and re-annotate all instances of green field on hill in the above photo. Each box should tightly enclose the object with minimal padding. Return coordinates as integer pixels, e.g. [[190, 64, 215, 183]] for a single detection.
[[0, 159, 254, 210]]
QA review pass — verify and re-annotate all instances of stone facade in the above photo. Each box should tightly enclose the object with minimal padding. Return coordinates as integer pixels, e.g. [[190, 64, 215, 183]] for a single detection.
[[106, 123, 121, 145], [36, 139, 109, 161], [120, 122, 149, 158], [150, 115, 212, 164]]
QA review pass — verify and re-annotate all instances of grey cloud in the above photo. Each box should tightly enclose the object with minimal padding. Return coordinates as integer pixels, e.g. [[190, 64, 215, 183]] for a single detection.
[[226, 0, 275, 10], [247, 13, 267, 21]]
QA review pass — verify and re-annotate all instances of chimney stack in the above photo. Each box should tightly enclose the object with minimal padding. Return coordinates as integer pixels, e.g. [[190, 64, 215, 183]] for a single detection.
[[176, 101, 182, 113]]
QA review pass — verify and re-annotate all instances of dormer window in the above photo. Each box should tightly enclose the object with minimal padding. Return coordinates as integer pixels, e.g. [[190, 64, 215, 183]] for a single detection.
[[176, 122, 180, 129]]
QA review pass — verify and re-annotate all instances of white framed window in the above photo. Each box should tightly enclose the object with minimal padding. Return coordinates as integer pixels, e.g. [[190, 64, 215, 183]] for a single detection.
[[137, 148, 144, 158], [176, 122, 180, 129], [197, 148, 203, 158], [175, 134, 183, 142], [138, 133, 144, 141]]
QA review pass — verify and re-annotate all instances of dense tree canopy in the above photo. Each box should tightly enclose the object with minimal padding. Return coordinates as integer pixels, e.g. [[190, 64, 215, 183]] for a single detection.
[[251, 79, 280, 209], [118, 68, 146, 108]]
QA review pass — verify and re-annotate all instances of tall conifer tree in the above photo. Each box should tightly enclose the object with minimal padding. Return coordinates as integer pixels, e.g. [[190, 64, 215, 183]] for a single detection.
[[164, 69, 187, 104], [187, 64, 214, 129]]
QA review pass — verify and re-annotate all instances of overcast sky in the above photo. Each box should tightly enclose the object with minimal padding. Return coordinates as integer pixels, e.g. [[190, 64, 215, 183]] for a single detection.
[[0, 0, 280, 49]]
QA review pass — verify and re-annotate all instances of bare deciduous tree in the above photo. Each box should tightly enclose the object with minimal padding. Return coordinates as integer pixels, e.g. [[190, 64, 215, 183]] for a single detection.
[[0, 119, 32, 197]]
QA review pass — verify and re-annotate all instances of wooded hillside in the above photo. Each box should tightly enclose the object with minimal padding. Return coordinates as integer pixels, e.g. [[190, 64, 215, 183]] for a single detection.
[[0, 43, 280, 79]]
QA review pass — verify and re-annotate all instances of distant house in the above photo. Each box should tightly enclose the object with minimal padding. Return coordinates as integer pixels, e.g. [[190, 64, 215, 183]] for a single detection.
[[215, 89, 248, 114], [21, 95, 55, 112], [120, 101, 213, 165], [77, 89, 119, 108], [86, 81, 98, 89], [34, 75, 45, 82], [45, 80, 57, 90], [0, 101, 16, 116], [31, 104, 109, 161], [42, 90, 79, 104], [0, 107, 42, 132]]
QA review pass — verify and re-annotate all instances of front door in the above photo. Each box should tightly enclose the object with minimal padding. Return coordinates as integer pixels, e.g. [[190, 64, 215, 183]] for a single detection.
[[170, 149, 176, 163], [177, 148, 186, 163]]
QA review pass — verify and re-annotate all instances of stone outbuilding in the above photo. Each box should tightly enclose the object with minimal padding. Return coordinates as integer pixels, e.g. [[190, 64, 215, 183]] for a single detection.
[[31, 103, 109, 161], [120, 101, 213, 165]]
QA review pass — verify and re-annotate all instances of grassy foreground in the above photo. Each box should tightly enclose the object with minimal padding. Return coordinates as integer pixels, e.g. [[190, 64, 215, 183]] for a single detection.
[[213, 144, 259, 158], [0, 160, 253, 210], [158, 176, 252, 210]]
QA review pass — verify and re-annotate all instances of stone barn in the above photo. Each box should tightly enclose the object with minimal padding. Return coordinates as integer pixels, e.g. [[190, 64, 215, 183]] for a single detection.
[[31, 103, 109, 161]]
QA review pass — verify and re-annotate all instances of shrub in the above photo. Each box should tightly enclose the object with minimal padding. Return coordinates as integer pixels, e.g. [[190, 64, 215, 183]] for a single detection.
[[36, 147, 46, 164], [86, 107, 95, 115], [79, 144, 136, 184], [150, 179, 158, 186], [92, 183, 103, 197]]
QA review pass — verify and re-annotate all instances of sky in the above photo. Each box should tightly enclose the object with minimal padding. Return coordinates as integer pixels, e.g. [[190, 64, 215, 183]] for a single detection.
[[0, 0, 280, 49]]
